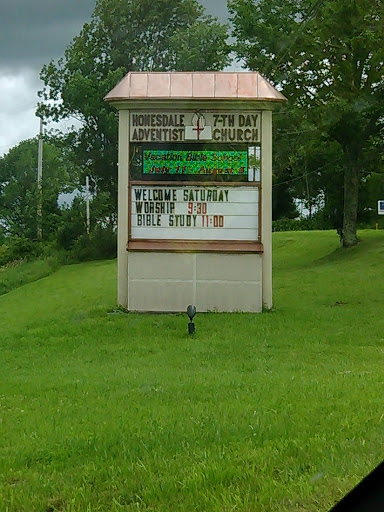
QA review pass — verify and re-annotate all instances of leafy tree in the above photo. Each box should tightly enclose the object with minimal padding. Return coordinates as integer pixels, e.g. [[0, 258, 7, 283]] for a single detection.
[[229, 0, 384, 246], [38, 0, 231, 217], [0, 138, 71, 240], [272, 107, 346, 228], [272, 167, 299, 221]]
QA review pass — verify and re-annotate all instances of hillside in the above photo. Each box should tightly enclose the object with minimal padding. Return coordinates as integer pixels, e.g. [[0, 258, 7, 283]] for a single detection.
[[0, 230, 383, 512]]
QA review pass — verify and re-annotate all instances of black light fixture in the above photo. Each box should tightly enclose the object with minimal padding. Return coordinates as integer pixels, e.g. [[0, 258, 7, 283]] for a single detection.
[[187, 305, 196, 335]]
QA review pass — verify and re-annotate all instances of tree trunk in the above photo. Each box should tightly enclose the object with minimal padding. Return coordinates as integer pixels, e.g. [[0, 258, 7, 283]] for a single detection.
[[341, 158, 359, 247]]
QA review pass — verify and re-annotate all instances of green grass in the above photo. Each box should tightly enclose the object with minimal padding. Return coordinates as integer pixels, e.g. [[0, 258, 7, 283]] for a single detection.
[[0, 256, 62, 296], [0, 230, 383, 511]]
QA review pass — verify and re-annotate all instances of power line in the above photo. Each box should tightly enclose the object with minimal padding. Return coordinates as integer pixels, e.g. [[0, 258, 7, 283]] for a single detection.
[[275, 0, 327, 68], [272, 157, 343, 188], [275, 127, 319, 136]]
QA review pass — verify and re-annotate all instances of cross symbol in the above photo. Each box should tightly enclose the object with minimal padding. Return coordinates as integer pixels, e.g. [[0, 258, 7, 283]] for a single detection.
[[192, 114, 205, 140]]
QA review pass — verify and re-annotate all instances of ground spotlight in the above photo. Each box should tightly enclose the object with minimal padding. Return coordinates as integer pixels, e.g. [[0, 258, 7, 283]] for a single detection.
[[187, 305, 196, 335]]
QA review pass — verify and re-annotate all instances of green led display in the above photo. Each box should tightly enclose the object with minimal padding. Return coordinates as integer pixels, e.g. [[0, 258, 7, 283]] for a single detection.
[[143, 149, 248, 175]]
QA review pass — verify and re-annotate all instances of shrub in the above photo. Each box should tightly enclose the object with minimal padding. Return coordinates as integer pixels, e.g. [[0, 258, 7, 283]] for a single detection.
[[272, 217, 326, 232], [0, 236, 43, 267], [67, 225, 117, 262]]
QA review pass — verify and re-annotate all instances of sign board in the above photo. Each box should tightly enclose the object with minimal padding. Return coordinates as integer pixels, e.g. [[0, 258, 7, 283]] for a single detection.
[[378, 201, 384, 215], [130, 111, 261, 143], [131, 185, 259, 241], [129, 110, 261, 245], [142, 148, 248, 176]]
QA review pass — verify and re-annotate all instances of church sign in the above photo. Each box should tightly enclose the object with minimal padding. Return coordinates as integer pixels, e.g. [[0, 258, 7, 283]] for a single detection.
[[105, 71, 287, 312], [129, 110, 261, 245], [130, 111, 261, 143]]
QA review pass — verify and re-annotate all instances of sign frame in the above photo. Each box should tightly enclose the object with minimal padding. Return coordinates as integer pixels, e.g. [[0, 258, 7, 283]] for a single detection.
[[127, 180, 262, 252], [127, 108, 263, 254]]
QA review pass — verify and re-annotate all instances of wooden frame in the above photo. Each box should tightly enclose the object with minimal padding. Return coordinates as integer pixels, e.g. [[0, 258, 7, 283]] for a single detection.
[[127, 239, 263, 253]]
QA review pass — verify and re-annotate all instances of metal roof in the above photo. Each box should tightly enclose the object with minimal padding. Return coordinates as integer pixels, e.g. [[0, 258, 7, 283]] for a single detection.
[[104, 71, 287, 103]]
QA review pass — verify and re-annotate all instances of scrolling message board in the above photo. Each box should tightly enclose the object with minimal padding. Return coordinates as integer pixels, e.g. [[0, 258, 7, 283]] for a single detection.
[[143, 149, 248, 176], [131, 185, 259, 241]]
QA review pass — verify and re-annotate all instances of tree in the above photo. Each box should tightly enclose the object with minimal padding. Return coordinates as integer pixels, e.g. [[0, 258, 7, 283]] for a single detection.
[[0, 138, 71, 240], [272, 106, 346, 227], [38, 0, 231, 217], [229, 0, 384, 246]]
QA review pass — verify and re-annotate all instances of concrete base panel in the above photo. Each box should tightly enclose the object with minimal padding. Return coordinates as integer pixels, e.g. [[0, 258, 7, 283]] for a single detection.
[[127, 252, 262, 312]]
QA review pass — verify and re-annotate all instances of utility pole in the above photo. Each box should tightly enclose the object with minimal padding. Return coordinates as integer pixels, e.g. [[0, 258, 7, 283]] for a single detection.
[[37, 118, 43, 241], [86, 175, 90, 235]]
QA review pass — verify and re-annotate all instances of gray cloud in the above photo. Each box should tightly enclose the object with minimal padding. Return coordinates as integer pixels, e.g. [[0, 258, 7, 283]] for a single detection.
[[0, 0, 95, 70], [0, 0, 229, 72], [0, 0, 230, 156]]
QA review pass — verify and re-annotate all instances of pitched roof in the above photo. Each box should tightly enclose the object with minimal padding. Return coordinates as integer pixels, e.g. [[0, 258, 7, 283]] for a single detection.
[[104, 71, 287, 103]]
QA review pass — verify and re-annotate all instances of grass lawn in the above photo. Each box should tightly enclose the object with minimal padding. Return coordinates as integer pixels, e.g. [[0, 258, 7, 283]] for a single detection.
[[0, 256, 62, 297], [0, 230, 383, 511]]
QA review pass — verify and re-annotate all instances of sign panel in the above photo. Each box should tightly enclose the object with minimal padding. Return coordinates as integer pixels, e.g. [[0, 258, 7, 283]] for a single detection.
[[131, 185, 259, 241], [130, 112, 261, 143], [378, 201, 384, 215], [143, 149, 248, 176]]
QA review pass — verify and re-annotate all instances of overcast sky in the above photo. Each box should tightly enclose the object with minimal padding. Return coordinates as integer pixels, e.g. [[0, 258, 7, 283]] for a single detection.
[[0, 0, 231, 157]]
